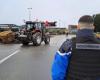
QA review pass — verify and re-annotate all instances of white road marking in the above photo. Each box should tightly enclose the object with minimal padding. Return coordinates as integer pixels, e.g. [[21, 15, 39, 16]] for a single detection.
[[0, 50, 20, 64]]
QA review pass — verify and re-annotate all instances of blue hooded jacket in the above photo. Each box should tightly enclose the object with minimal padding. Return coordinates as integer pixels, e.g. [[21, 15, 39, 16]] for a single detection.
[[51, 39, 72, 80]]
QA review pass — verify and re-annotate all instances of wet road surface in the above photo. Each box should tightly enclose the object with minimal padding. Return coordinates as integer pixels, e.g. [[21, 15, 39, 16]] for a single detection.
[[0, 35, 74, 80]]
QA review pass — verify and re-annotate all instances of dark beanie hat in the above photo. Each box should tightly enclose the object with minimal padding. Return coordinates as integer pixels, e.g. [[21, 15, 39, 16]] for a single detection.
[[78, 15, 94, 23]]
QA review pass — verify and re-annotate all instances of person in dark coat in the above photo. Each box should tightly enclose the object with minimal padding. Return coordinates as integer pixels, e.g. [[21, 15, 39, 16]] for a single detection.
[[52, 15, 100, 80]]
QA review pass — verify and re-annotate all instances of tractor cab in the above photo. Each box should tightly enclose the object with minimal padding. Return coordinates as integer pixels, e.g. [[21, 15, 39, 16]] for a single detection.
[[25, 21, 46, 33]]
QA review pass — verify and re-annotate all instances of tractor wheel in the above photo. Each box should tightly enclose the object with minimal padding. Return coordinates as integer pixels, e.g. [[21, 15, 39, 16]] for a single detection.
[[44, 36, 50, 44], [22, 42, 29, 45], [33, 32, 42, 46]]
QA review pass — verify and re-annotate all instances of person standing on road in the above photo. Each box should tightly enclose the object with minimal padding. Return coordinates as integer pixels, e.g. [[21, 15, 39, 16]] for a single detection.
[[52, 15, 100, 80]]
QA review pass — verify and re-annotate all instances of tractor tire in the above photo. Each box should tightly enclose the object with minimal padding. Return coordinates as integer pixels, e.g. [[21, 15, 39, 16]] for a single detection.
[[22, 42, 29, 45], [33, 32, 42, 46], [44, 36, 50, 44]]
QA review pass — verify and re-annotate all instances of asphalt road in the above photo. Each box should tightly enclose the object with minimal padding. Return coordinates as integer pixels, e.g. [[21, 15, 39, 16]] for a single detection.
[[0, 35, 75, 80]]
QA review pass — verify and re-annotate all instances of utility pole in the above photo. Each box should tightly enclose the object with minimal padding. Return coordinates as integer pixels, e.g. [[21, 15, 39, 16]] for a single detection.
[[59, 19, 61, 27], [27, 8, 32, 21]]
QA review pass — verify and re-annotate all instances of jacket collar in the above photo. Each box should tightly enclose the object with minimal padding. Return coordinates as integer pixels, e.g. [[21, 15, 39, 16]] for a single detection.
[[76, 29, 94, 38]]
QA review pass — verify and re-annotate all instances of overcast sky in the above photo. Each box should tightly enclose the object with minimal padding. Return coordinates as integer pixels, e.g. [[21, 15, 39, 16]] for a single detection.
[[0, 0, 100, 27]]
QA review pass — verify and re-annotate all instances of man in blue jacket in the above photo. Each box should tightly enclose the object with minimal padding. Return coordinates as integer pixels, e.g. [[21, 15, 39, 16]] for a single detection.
[[52, 15, 100, 80]]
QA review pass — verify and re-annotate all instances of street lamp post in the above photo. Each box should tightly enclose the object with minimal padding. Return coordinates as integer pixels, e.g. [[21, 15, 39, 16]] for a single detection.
[[59, 19, 61, 27], [27, 8, 32, 21]]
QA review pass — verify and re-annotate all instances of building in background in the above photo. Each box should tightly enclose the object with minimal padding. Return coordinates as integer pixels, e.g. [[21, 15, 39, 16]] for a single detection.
[[0, 24, 20, 32], [68, 25, 78, 34]]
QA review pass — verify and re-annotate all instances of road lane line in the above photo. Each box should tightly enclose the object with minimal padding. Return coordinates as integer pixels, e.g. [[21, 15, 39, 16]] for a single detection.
[[0, 50, 20, 64]]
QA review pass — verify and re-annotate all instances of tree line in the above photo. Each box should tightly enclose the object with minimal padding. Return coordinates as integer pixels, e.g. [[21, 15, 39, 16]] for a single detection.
[[93, 14, 100, 32]]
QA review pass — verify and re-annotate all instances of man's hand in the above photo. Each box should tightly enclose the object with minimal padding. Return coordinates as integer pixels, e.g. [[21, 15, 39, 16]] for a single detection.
[[59, 39, 72, 53]]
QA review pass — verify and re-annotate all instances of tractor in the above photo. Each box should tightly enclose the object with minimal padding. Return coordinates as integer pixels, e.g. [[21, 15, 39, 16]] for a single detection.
[[18, 21, 50, 46]]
